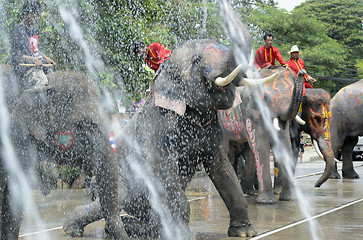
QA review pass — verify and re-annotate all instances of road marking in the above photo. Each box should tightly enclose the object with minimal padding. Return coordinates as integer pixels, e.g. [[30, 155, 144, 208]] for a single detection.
[[250, 198, 363, 240], [19, 226, 63, 237]]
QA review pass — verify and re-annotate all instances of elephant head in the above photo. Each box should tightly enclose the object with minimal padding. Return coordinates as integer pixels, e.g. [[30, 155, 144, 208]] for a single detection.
[[261, 68, 305, 123], [154, 41, 244, 115], [12, 71, 105, 143], [300, 88, 334, 187]]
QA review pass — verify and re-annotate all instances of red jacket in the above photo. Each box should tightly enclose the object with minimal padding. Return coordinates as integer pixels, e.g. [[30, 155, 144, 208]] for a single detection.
[[254, 45, 287, 69], [144, 42, 171, 73], [287, 57, 313, 95]]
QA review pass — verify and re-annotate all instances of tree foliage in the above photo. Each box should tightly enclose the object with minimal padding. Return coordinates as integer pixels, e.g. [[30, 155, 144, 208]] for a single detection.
[[295, 0, 363, 93]]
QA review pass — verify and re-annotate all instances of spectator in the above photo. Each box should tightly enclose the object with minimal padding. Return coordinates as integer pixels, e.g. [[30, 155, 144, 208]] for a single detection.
[[254, 33, 287, 70], [299, 135, 305, 163]]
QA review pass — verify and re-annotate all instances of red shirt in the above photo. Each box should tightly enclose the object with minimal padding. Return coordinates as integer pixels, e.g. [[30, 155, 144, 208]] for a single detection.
[[287, 57, 313, 95], [254, 45, 287, 69], [144, 42, 171, 73]]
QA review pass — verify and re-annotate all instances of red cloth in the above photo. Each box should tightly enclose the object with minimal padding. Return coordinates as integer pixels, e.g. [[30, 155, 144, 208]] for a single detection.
[[287, 57, 313, 95], [254, 45, 287, 69], [144, 42, 171, 73]]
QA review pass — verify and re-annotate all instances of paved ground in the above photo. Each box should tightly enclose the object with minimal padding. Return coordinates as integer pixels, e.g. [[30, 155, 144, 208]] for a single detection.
[[19, 147, 363, 239]]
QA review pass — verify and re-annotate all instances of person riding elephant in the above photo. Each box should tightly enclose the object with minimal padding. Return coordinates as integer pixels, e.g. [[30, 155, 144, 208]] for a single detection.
[[0, 65, 131, 240], [219, 67, 306, 204], [62, 3, 279, 238], [329, 80, 363, 179], [286, 45, 316, 96], [10, 0, 57, 92]]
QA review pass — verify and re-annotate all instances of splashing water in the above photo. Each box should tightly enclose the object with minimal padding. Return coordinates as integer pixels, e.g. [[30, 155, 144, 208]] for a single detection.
[[0, 73, 51, 239], [219, 0, 320, 239], [254, 86, 321, 240]]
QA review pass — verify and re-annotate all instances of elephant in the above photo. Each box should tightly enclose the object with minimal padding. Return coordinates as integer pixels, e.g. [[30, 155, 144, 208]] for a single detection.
[[0, 65, 130, 240], [288, 88, 335, 187], [329, 79, 363, 179], [219, 67, 306, 204], [62, 3, 282, 237]]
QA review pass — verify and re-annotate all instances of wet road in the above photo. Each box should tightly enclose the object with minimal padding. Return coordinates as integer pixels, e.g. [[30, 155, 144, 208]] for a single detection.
[[19, 148, 363, 239]]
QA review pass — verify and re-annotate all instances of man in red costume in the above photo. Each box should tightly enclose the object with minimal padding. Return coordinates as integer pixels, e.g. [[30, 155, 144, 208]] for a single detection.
[[132, 41, 171, 73], [254, 33, 288, 70], [286, 45, 316, 95]]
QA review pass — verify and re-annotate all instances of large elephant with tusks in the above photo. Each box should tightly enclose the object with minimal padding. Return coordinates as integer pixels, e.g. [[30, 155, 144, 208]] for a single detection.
[[0, 65, 130, 239], [63, 3, 277, 239]]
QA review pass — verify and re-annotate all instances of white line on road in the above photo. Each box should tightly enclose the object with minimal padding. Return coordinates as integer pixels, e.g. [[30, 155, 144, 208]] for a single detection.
[[249, 198, 363, 240]]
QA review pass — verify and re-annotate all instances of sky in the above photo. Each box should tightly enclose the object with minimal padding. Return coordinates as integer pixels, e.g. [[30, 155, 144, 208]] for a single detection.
[[275, 0, 307, 12]]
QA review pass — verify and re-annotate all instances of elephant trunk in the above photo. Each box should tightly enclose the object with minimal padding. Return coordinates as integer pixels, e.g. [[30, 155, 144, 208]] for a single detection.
[[314, 138, 335, 187], [280, 70, 306, 121]]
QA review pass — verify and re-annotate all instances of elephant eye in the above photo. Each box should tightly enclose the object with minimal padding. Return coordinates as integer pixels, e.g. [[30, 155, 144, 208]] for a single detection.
[[314, 116, 322, 125], [192, 55, 201, 65]]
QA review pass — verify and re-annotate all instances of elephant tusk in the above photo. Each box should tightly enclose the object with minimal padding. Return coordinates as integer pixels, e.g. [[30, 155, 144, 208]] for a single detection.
[[273, 118, 281, 131], [313, 139, 324, 160], [214, 64, 243, 87], [313, 139, 340, 163], [238, 72, 278, 87], [295, 115, 306, 125]]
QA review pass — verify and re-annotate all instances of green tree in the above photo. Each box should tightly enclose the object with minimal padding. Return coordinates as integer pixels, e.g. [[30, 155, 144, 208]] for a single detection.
[[295, 0, 363, 93]]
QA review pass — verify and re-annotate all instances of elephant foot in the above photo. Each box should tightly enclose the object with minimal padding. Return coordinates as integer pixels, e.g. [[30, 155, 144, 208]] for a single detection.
[[63, 221, 85, 237], [256, 192, 277, 204], [330, 171, 341, 179], [342, 171, 360, 179], [121, 216, 161, 239], [228, 220, 257, 237], [242, 186, 257, 196], [274, 185, 282, 195], [279, 190, 294, 201]]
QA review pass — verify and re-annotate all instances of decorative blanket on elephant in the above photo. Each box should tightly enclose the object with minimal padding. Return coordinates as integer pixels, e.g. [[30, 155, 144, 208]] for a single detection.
[[218, 104, 245, 141], [55, 131, 73, 151]]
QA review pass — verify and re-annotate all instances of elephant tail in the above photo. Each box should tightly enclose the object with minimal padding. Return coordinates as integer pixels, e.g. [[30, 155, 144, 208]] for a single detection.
[[280, 69, 305, 121]]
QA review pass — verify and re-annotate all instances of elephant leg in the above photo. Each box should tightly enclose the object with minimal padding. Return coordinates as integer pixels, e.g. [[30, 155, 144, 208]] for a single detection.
[[274, 124, 295, 201], [245, 119, 276, 204], [1, 185, 23, 240], [88, 132, 130, 240], [330, 162, 341, 179], [204, 152, 257, 237], [240, 146, 258, 195], [341, 138, 360, 179], [63, 201, 103, 237]]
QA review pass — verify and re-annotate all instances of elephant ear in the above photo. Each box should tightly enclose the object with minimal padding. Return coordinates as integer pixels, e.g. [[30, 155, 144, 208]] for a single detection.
[[153, 59, 187, 115], [12, 88, 53, 141]]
